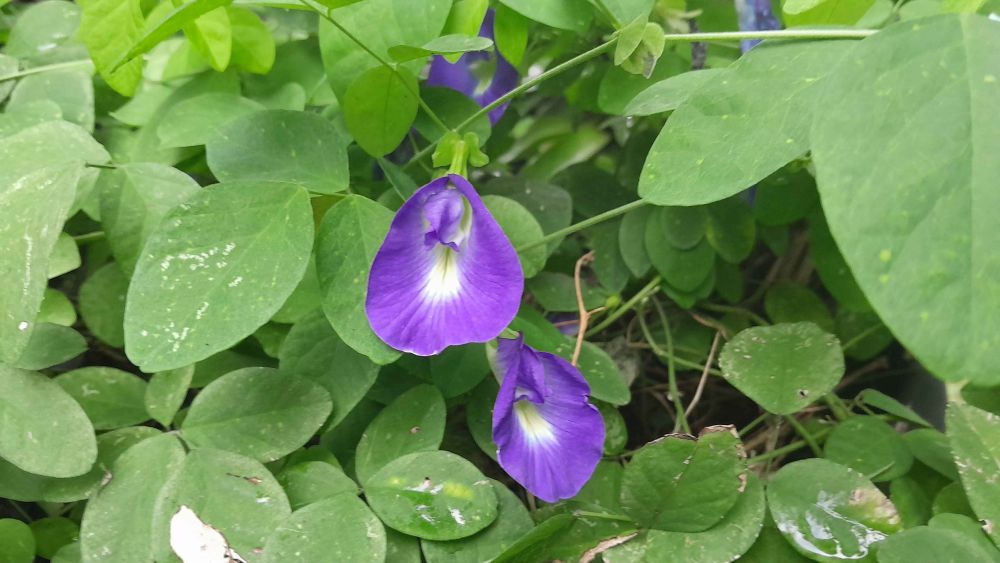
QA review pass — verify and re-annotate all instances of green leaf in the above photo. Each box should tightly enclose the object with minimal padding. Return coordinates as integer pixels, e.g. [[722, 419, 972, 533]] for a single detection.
[[876, 526, 997, 563], [836, 309, 894, 360], [277, 461, 358, 510], [482, 177, 572, 249], [705, 197, 755, 264], [600, 0, 656, 24], [7, 70, 94, 133], [279, 310, 379, 428], [124, 181, 313, 372], [604, 474, 765, 563], [615, 15, 648, 65], [4, 1, 86, 65], [80, 435, 186, 562], [784, 0, 875, 25], [181, 367, 332, 462], [0, 366, 97, 478], [318, 0, 450, 98], [30, 517, 78, 560], [144, 365, 194, 427], [38, 289, 76, 327], [263, 494, 386, 562], [422, 481, 534, 562], [0, 164, 81, 364], [444, 0, 489, 37], [810, 14, 1000, 384], [639, 40, 853, 205], [207, 109, 351, 195], [493, 4, 528, 65], [366, 450, 498, 540], [623, 69, 724, 116], [528, 272, 609, 312], [739, 524, 812, 563], [78, 263, 128, 348], [183, 6, 232, 71], [117, 0, 232, 69], [824, 415, 914, 481], [753, 167, 819, 227], [414, 87, 493, 144], [807, 212, 871, 313], [645, 206, 707, 250], [904, 429, 959, 481], [78, 0, 144, 96], [928, 514, 1000, 562], [645, 237, 714, 293], [355, 385, 446, 484], [481, 195, 546, 278], [12, 323, 87, 371], [315, 195, 401, 365], [46, 234, 81, 279], [719, 322, 845, 415], [619, 23, 665, 78], [389, 34, 493, 62], [0, 519, 34, 563], [228, 6, 275, 74], [152, 447, 291, 562], [492, 515, 575, 563], [619, 207, 652, 277], [946, 403, 1000, 548], [98, 163, 201, 275], [343, 65, 419, 157], [429, 343, 490, 398], [764, 283, 834, 332], [620, 426, 746, 532], [156, 92, 263, 148], [496, 0, 593, 31], [55, 367, 148, 430], [767, 458, 902, 562], [859, 389, 931, 428], [554, 340, 631, 406], [588, 220, 630, 294]]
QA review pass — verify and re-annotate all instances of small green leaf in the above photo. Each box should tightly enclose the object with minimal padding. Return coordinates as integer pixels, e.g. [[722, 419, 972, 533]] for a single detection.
[[614, 15, 648, 65], [182, 367, 332, 462], [719, 322, 845, 415], [0, 519, 34, 563], [554, 340, 631, 406], [481, 195, 546, 278], [78, 0, 144, 96], [7, 70, 94, 133], [618, 207, 652, 277], [355, 385, 446, 484], [389, 34, 493, 62], [78, 263, 128, 348], [124, 181, 313, 372], [263, 494, 386, 562], [184, 7, 231, 71], [620, 426, 746, 532], [429, 343, 490, 398], [858, 389, 931, 428], [315, 195, 401, 365], [156, 92, 263, 148], [824, 416, 913, 481], [207, 109, 351, 195], [278, 461, 358, 510], [228, 7, 275, 74], [422, 481, 534, 563], [493, 4, 528, 65], [366, 450, 498, 540], [343, 65, 419, 157], [116, 0, 231, 69], [764, 283, 834, 332], [705, 197, 755, 264], [767, 458, 902, 562], [644, 236, 714, 293], [623, 69, 724, 116], [13, 323, 87, 371], [903, 429, 959, 481], [645, 206, 707, 250], [0, 362, 94, 465], [55, 367, 148, 430], [496, 0, 592, 31], [876, 526, 996, 563], [279, 310, 380, 428], [38, 289, 76, 327], [46, 233, 80, 279], [946, 403, 1000, 548], [739, 524, 812, 563], [29, 517, 78, 560], [144, 365, 194, 427]]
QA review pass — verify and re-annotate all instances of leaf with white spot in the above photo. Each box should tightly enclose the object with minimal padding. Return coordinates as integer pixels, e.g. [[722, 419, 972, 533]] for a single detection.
[[946, 403, 1000, 549]]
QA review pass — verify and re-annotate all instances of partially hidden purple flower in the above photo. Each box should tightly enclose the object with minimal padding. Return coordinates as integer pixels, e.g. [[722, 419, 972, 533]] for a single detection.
[[366, 174, 524, 356], [735, 0, 781, 53], [492, 335, 604, 503], [426, 9, 519, 124]]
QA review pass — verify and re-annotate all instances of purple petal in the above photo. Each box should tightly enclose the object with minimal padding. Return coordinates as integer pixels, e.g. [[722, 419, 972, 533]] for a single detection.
[[366, 174, 524, 356], [492, 336, 604, 503], [425, 8, 519, 125]]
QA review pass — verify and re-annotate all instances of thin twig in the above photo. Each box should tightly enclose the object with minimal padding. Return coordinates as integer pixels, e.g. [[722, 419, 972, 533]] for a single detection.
[[571, 251, 596, 366], [684, 331, 722, 419], [587, 275, 661, 336]]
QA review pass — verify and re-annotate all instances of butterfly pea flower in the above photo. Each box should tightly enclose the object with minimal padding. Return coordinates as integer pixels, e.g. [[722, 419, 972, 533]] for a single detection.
[[426, 9, 519, 125], [365, 174, 523, 356], [492, 335, 604, 503]]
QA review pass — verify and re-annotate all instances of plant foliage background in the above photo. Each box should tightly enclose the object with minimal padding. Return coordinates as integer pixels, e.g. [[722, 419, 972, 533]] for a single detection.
[[0, 0, 999, 561]]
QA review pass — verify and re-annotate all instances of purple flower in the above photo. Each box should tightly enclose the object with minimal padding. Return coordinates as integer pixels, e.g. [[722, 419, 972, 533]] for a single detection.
[[492, 335, 604, 502], [366, 174, 523, 356], [426, 9, 519, 124], [736, 0, 781, 52]]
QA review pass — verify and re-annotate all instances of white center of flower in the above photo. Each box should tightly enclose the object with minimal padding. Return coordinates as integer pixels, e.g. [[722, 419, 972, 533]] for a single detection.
[[423, 245, 462, 301], [514, 400, 555, 444]]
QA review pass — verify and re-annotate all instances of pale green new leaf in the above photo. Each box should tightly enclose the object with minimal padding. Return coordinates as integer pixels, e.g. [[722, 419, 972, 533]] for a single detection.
[[78, 0, 145, 96]]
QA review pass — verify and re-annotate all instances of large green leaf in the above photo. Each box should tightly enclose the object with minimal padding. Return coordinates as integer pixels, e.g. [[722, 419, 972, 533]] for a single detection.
[[876, 526, 998, 563], [155, 92, 263, 148], [719, 322, 845, 415], [54, 367, 148, 430], [277, 461, 358, 510], [124, 181, 313, 372], [263, 494, 386, 563], [7, 70, 94, 133], [366, 451, 498, 541], [620, 426, 746, 532], [343, 66, 419, 157], [279, 311, 379, 428], [767, 458, 902, 562], [318, 0, 450, 98], [421, 481, 533, 563], [80, 435, 186, 563], [638, 40, 853, 205], [604, 474, 765, 563], [946, 403, 1000, 548], [12, 323, 87, 371], [824, 415, 913, 482], [354, 385, 446, 484], [315, 195, 401, 365], [151, 448, 291, 562], [207, 109, 350, 194], [0, 519, 34, 563], [0, 366, 97, 479], [0, 164, 80, 364], [78, 0, 144, 96], [496, 0, 593, 31], [181, 367, 332, 462], [810, 14, 1000, 384]]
